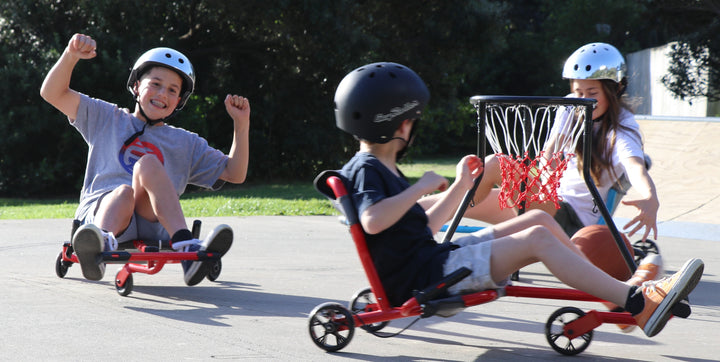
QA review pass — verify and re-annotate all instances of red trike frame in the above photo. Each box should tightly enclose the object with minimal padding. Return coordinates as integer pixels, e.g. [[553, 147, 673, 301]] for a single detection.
[[55, 219, 222, 296]]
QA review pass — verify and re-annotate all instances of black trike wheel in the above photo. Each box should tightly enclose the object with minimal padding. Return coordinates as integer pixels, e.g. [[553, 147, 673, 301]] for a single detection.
[[207, 259, 222, 282], [115, 271, 133, 297], [308, 302, 355, 352], [55, 251, 71, 278], [545, 306, 593, 356], [349, 287, 389, 332], [633, 239, 660, 262]]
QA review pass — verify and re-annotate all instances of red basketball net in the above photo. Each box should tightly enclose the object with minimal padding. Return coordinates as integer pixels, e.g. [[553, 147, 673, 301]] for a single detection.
[[496, 151, 573, 210], [480, 102, 586, 211]]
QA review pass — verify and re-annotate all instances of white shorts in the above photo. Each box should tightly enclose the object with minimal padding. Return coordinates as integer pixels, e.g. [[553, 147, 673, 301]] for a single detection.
[[443, 227, 510, 295]]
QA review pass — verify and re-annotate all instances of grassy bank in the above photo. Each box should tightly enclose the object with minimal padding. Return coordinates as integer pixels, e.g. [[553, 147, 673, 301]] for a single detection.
[[0, 157, 458, 219]]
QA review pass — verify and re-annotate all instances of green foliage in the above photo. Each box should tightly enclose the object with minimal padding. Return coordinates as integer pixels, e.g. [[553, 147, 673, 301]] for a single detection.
[[0, 0, 710, 197], [471, 0, 649, 97]]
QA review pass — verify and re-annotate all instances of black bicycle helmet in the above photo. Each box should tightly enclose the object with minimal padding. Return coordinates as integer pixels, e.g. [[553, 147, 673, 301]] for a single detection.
[[334, 62, 429, 143]]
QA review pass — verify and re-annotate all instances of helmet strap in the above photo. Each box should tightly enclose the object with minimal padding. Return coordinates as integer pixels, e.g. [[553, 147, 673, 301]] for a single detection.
[[122, 96, 178, 146], [617, 78, 628, 97], [393, 119, 419, 161]]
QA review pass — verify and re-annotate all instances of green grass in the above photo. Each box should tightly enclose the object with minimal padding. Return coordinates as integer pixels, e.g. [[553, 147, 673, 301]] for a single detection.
[[0, 198, 79, 219], [401, 156, 458, 181], [0, 157, 459, 219]]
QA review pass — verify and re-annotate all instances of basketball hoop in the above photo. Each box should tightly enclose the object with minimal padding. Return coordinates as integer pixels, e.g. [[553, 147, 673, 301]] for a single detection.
[[470, 96, 594, 211], [447, 96, 634, 275]]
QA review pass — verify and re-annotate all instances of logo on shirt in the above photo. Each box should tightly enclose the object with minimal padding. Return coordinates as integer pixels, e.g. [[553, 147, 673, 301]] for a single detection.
[[118, 138, 164, 174]]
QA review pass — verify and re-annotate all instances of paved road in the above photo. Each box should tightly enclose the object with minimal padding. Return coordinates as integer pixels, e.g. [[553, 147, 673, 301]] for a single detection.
[[2, 216, 718, 361]]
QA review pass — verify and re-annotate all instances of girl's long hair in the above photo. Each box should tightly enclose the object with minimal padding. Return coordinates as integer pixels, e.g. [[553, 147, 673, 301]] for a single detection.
[[575, 78, 639, 187]]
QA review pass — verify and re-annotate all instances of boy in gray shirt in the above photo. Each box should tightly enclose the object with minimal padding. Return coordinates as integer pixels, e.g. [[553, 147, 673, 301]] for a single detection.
[[41, 33, 250, 286]]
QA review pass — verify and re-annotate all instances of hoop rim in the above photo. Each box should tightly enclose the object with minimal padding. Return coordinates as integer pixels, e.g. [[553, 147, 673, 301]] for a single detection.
[[469, 95, 596, 108]]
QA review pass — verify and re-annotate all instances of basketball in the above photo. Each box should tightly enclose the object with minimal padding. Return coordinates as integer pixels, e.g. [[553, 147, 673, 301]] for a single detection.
[[571, 224, 635, 280]]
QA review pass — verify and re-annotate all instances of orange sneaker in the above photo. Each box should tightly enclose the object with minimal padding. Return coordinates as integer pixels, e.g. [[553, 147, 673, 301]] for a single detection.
[[603, 254, 663, 333], [633, 258, 704, 337], [627, 254, 664, 286]]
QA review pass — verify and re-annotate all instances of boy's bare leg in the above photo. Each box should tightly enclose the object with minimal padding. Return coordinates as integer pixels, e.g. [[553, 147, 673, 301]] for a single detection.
[[465, 189, 517, 223], [491, 209, 587, 260], [93, 185, 134, 236], [131, 155, 188, 238], [488, 224, 629, 306], [463, 155, 515, 223], [464, 154, 562, 223]]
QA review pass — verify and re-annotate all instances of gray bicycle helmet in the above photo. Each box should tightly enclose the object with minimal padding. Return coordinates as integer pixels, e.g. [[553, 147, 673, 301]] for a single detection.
[[562, 42, 626, 83], [334, 62, 429, 143], [126, 47, 195, 110]]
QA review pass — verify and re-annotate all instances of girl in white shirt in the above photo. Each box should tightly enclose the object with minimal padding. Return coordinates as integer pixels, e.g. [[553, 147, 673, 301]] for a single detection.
[[465, 43, 659, 241]]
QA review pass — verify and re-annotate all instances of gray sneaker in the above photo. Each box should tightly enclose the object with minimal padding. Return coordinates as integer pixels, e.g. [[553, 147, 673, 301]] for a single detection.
[[72, 224, 106, 280], [182, 224, 233, 286]]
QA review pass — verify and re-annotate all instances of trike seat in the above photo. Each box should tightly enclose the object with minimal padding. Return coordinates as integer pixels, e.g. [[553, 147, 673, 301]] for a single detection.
[[314, 170, 474, 317]]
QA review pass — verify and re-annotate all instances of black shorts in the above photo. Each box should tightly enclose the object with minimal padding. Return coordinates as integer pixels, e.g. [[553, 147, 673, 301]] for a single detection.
[[553, 201, 585, 238]]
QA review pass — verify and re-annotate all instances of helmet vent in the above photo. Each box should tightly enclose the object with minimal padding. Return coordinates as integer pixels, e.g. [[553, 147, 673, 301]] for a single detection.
[[585, 65, 592, 71], [352, 111, 361, 120], [389, 72, 397, 78], [164, 52, 171, 58]]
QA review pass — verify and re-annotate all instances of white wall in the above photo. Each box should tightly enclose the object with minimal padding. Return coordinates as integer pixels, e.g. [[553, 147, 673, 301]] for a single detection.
[[626, 43, 712, 117]]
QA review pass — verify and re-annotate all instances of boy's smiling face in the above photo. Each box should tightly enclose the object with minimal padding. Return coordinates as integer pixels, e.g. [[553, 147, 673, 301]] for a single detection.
[[133, 66, 183, 122]]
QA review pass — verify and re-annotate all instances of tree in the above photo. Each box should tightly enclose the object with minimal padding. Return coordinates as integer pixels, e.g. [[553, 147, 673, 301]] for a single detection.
[[472, 0, 649, 98], [0, 0, 508, 196], [647, 1, 720, 102]]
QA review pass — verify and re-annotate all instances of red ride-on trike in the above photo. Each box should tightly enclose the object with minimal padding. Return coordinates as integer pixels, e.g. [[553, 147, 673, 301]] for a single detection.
[[306, 96, 686, 355], [55, 219, 223, 296], [308, 170, 639, 355]]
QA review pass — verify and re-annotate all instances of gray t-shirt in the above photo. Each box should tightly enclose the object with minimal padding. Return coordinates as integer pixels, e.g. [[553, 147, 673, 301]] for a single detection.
[[71, 93, 228, 220]]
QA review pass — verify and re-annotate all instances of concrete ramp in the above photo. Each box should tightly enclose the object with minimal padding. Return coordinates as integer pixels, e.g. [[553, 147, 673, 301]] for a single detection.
[[613, 117, 720, 240]]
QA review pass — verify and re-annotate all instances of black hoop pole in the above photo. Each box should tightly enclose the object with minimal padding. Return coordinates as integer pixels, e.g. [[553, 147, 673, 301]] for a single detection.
[[441, 97, 487, 243], [444, 95, 636, 275], [580, 104, 637, 273]]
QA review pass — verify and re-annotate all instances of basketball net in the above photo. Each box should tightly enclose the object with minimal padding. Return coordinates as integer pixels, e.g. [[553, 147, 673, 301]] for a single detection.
[[482, 103, 586, 210]]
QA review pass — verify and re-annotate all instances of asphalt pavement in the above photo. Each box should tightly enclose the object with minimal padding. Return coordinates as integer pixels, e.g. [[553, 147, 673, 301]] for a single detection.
[[1, 215, 718, 361]]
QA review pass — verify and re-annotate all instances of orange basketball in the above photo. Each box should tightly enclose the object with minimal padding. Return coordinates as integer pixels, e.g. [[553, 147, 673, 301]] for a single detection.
[[571, 224, 635, 280]]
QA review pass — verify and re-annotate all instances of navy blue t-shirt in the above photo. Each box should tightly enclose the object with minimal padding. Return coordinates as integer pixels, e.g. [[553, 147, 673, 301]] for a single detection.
[[340, 152, 453, 306]]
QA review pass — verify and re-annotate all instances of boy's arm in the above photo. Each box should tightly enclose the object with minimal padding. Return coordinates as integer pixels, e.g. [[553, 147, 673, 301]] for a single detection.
[[40, 34, 97, 120], [361, 171, 448, 235], [419, 155, 483, 234], [423, 182, 470, 235], [219, 94, 250, 184]]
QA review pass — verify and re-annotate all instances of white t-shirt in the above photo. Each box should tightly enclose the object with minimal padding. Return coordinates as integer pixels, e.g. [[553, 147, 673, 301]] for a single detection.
[[554, 107, 644, 226], [71, 94, 228, 220]]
